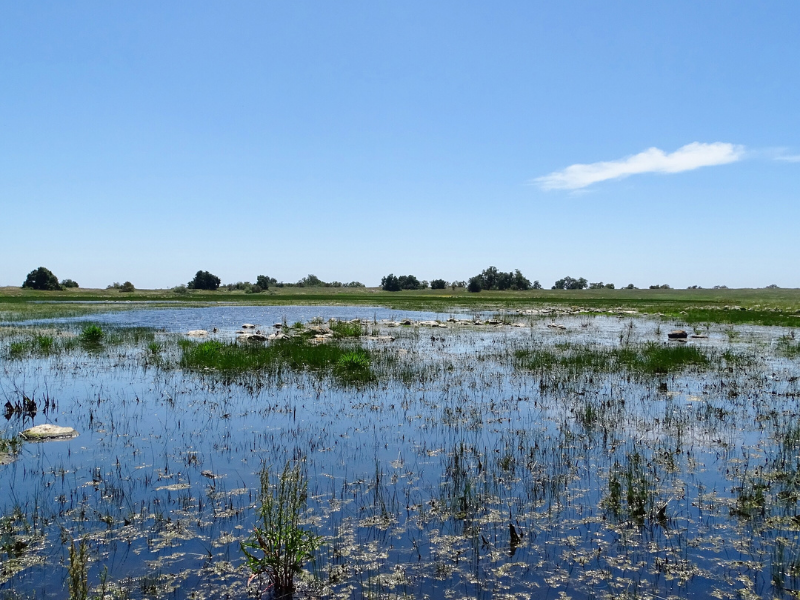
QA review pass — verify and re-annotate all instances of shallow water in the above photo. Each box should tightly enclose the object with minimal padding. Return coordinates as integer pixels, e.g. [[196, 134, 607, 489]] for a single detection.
[[1, 308, 799, 599]]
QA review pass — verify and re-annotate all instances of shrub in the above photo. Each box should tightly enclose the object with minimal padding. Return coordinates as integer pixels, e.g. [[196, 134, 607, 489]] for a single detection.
[[531, 280, 542, 289], [22, 267, 61, 291], [467, 276, 482, 293], [241, 461, 321, 594], [60, 279, 79, 288], [172, 284, 189, 295], [343, 281, 365, 287], [430, 279, 447, 290], [119, 281, 135, 293], [188, 270, 221, 290], [649, 284, 671, 290]]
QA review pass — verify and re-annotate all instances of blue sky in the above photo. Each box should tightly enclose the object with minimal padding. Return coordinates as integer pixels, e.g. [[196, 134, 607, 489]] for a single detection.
[[1, 2, 798, 289]]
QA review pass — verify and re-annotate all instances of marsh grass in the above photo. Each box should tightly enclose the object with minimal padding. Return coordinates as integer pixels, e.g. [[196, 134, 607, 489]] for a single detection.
[[514, 341, 709, 376], [180, 338, 375, 383]]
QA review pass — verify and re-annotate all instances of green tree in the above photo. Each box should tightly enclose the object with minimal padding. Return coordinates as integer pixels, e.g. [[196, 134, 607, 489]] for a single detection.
[[256, 275, 276, 289], [188, 270, 221, 291], [467, 276, 482, 293], [22, 267, 61, 290], [553, 276, 588, 290], [381, 274, 401, 292], [119, 281, 135, 293], [430, 279, 447, 289]]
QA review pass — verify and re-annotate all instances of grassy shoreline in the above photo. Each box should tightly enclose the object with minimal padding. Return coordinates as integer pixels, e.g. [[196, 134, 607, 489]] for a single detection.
[[1, 286, 799, 326]]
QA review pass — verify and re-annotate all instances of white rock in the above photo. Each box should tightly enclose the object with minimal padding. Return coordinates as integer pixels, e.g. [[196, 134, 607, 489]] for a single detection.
[[186, 330, 208, 337], [21, 424, 79, 441]]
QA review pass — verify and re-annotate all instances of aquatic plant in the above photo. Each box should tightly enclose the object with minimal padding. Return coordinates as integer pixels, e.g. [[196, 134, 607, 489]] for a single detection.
[[80, 325, 104, 344], [180, 338, 375, 383], [329, 320, 363, 337], [68, 537, 89, 600], [242, 461, 321, 594]]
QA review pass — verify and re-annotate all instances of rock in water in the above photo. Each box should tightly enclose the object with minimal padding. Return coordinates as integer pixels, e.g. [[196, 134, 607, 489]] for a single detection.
[[21, 424, 79, 441], [667, 330, 688, 339], [186, 330, 208, 337]]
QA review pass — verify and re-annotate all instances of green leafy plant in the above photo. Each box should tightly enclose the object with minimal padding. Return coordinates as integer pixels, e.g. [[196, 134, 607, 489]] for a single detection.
[[80, 325, 104, 344], [242, 461, 321, 594]]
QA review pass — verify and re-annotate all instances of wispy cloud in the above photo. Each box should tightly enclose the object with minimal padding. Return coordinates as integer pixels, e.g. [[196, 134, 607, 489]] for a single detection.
[[776, 154, 800, 163], [535, 142, 745, 190]]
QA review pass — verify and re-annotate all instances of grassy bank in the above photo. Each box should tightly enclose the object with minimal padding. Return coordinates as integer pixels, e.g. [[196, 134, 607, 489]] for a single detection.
[[2, 286, 800, 326]]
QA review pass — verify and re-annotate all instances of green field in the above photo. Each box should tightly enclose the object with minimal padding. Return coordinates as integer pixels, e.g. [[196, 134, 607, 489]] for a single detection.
[[2, 285, 799, 326]]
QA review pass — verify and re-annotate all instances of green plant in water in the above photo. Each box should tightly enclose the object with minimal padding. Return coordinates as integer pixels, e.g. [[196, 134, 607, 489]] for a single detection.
[[330, 320, 363, 337], [80, 325, 104, 344], [68, 537, 89, 600], [335, 350, 373, 383], [241, 461, 321, 595]]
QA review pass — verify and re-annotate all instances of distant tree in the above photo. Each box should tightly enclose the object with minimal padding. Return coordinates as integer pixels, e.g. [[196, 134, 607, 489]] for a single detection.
[[471, 266, 532, 291], [60, 279, 79, 288], [467, 276, 482, 293], [397, 275, 422, 290], [553, 276, 588, 290], [107, 282, 121, 289], [766, 284, 779, 289], [649, 284, 671, 290], [589, 282, 605, 290], [430, 279, 447, 290], [172, 284, 188, 295], [297, 274, 325, 287], [344, 281, 365, 288], [531, 280, 542, 290], [119, 281, 135, 293], [605, 283, 615, 289], [22, 267, 61, 291], [256, 275, 276, 289], [480, 266, 499, 290], [712, 285, 728, 290], [510, 269, 531, 291], [188, 270, 221, 291], [381, 274, 401, 292]]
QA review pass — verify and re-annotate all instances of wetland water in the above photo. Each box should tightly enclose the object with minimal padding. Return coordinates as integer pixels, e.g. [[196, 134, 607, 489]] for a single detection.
[[1, 305, 800, 599]]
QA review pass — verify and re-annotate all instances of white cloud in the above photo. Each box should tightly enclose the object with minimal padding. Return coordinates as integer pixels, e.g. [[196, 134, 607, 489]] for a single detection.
[[776, 154, 800, 163], [535, 142, 744, 190]]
